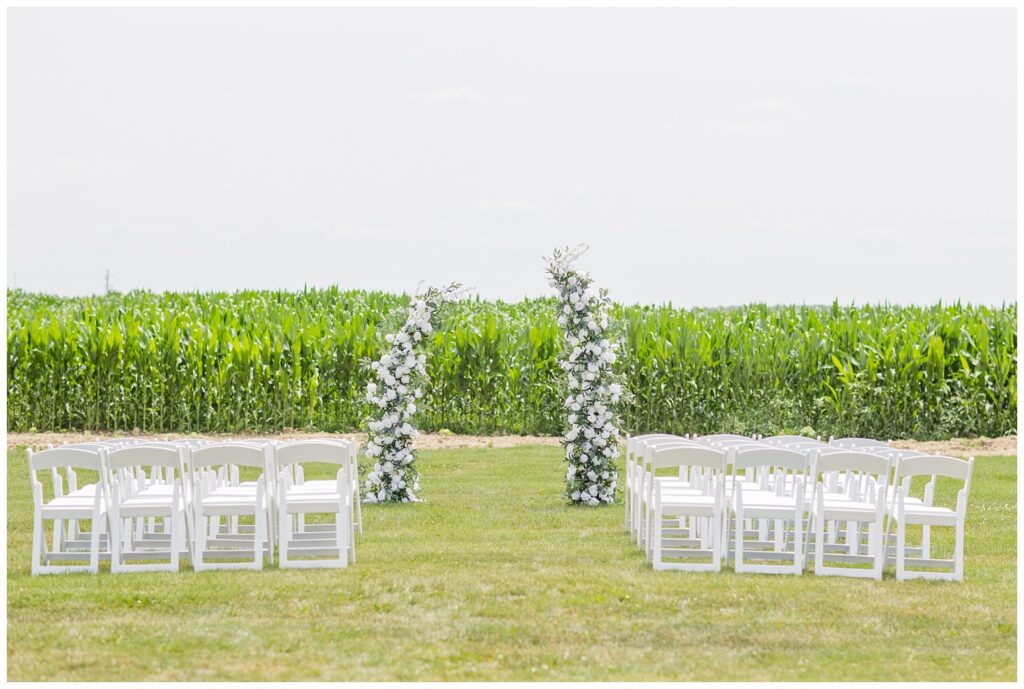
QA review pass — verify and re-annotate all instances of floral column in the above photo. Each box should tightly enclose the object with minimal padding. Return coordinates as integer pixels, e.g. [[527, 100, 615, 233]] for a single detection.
[[362, 284, 461, 503], [545, 245, 624, 505]]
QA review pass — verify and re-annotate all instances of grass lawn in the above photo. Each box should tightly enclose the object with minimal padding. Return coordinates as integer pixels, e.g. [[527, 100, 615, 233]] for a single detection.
[[6, 445, 1017, 681]]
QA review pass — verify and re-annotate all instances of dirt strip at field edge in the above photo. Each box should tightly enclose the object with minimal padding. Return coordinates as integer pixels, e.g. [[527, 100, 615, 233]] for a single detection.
[[5, 431, 1016, 457]]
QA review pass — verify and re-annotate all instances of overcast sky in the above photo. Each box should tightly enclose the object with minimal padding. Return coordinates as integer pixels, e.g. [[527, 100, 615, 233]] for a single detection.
[[7, 8, 1016, 306]]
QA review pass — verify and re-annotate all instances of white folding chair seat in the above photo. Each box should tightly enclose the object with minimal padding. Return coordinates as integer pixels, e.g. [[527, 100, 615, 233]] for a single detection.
[[28, 447, 108, 575], [44, 484, 100, 503], [895, 503, 958, 525], [283, 489, 348, 514], [118, 491, 181, 515], [817, 498, 881, 520], [197, 491, 261, 511], [289, 479, 340, 492]]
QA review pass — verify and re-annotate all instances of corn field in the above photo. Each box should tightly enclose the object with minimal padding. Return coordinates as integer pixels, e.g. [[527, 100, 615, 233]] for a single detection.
[[6, 289, 1017, 439]]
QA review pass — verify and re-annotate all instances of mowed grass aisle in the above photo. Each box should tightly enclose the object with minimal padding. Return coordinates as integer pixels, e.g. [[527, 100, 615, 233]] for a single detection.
[[6, 445, 1017, 681]]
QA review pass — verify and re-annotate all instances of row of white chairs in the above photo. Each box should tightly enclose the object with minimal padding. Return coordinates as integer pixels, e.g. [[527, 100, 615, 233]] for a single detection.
[[27, 437, 362, 574], [625, 434, 974, 580]]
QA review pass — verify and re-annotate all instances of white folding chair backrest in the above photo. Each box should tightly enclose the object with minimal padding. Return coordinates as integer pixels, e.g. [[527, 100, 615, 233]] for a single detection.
[[104, 438, 144, 447], [706, 440, 767, 470], [648, 445, 727, 473], [732, 447, 809, 495], [762, 435, 818, 446], [32, 446, 106, 496], [812, 450, 891, 500], [780, 440, 828, 453], [829, 437, 892, 450], [190, 443, 269, 477], [627, 434, 683, 460], [637, 438, 700, 472], [170, 439, 213, 449], [109, 441, 184, 484], [275, 440, 353, 482], [697, 434, 752, 444], [29, 447, 104, 479], [106, 445, 184, 490], [894, 455, 974, 500], [883, 449, 929, 461], [59, 442, 117, 451]]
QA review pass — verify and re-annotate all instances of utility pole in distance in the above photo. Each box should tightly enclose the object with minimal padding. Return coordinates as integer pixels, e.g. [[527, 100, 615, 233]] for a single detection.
[[105, 269, 111, 293]]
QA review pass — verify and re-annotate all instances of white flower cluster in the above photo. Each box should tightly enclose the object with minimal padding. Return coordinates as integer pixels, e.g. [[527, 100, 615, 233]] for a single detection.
[[546, 245, 624, 506], [362, 284, 462, 504]]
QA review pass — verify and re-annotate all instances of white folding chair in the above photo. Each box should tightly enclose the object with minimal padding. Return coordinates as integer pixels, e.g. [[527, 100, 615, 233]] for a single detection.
[[275, 440, 355, 568], [27, 447, 108, 574], [635, 437, 701, 551], [280, 438, 360, 537], [105, 444, 188, 573], [625, 433, 685, 535], [188, 443, 272, 571], [53, 441, 122, 547], [728, 447, 809, 575], [648, 445, 728, 571], [889, 455, 974, 581], [810, 450, 892, 579]]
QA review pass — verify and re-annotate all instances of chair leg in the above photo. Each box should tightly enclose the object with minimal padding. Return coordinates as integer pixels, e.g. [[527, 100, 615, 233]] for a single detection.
[[354, 490, 363, 535], [89, 508, 102, 575], [170, 510, 182, 572], [734, 501, 745, 572], [109, 506, 123, 573], [279, 505, 291, 567], [814, 510, 825, 574], [52, 519, 64, 558], [792, 516, 804, 574], [31, 508, 44, 575], [895, 518, 906, 581], [194, 509, 207, 571], [871, 519, 884, 579], [954, 518, 965, 581], [337, 508, 350, 568], [652, 505, 663, 570], [254, 508, 266, 570], [349, 508, 357, 564], [712, 508, 723, 572], [624, 468, 631, 532]]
